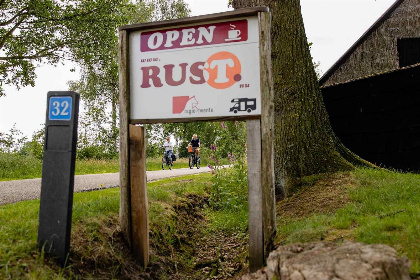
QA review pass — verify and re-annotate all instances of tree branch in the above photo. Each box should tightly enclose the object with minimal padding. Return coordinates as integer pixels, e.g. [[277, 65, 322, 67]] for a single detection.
[[29, 7, 101, 24], [0, 7, 29, 26], [0, 17, 26, 49], [0, 41, 67, 61]]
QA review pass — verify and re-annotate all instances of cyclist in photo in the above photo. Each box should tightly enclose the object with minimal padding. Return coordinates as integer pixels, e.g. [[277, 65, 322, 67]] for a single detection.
[[163, 136, 173, 163], [190, 134, 200, 158]]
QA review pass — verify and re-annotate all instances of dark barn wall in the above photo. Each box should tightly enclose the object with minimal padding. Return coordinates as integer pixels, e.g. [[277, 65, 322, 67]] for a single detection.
[[398, 38, 420, 67], [322, 0, 420, 87], [322, 65, 420, 171]]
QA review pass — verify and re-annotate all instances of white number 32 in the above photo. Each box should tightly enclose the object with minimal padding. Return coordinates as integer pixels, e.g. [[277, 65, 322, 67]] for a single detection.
[[51, 100, 70, 116]]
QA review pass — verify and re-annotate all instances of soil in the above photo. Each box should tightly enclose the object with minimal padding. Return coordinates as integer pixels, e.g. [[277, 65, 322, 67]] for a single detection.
[[277, 172, 356, 220]]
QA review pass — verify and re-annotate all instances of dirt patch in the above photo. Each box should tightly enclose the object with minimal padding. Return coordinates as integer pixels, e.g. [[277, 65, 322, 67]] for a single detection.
[[277, 172, 357, 220], [179, 231, 249, 280], [69, 215, 157, 279], [167, 193, 249, 279], [62, 193, 248, 279]]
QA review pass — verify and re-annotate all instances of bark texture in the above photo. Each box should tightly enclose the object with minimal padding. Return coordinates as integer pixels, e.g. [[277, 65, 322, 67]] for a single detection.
[[241, 241, 411, 280], [232, 0, 372, 196]]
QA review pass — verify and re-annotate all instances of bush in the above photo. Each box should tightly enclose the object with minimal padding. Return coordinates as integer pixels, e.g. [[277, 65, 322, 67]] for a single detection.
[[19, 140, 43, 160], [0, 153, 42, 180], [207, 151, 248, 211], [77, 145, 118, 160]]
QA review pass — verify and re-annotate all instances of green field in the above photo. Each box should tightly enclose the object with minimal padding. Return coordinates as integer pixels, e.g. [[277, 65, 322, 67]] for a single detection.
[[0, 154, 210, 181]]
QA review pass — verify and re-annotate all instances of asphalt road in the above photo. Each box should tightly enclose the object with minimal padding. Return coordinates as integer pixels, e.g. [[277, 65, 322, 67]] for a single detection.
[[0, 166, 213, 206]]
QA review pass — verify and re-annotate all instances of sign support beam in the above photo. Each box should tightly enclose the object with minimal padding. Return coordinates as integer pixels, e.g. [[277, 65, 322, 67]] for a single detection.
[[119, 29, 132, 247], [247, 119, 264, 271], [246, 11, 275, 272], [258, 11, 276, 261], [129, 124, 149, 267]]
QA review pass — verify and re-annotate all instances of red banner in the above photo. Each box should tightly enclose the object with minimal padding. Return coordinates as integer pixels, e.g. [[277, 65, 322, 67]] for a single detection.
[[141, 20, 248, 52]]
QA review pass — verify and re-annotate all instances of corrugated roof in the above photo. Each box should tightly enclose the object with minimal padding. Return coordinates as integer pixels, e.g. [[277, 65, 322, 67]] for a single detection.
[[319, 0, 404, 85]]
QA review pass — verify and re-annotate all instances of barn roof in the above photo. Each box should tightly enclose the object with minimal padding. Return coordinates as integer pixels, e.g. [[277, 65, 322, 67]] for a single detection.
[[321, 62, 420, 89], [319, 0, 404, 85]]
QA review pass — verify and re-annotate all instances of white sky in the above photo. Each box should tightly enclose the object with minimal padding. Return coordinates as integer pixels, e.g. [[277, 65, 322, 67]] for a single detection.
[[0, 0, 396, 138]]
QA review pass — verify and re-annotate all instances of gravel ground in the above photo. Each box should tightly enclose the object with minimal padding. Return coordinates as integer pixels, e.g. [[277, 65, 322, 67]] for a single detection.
[[0, 166, 214, 206]]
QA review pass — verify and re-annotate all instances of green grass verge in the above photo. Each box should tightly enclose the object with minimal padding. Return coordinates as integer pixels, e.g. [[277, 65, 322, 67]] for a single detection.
[[276, 168, 420, 275], [0, 154, 210, 181], [0, 172, 247, 278], [5, 167, 417, 277]]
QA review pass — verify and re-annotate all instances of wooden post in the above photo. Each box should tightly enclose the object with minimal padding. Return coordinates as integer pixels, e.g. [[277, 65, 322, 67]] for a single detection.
[[247, 120, 264, 272], [129, 125, 149, 267], [246, 10, 275, 272], [258, 11, 276, 258], [119, 29, 131, 246]]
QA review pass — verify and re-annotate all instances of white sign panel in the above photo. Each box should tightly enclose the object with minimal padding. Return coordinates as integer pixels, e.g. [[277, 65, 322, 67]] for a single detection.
[[129, 17, 261, 121]]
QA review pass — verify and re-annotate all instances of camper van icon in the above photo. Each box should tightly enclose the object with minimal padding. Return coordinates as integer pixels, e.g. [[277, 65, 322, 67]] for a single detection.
[[230, 98, 257, 113]]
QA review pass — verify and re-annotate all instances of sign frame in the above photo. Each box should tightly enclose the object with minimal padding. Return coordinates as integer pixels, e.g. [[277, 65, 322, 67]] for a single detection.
[[118, 7, 275, 272]]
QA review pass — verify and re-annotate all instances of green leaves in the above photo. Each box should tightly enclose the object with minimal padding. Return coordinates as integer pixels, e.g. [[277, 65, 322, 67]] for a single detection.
[[0, 0, 135, 96], [68, 0, 191, 158]]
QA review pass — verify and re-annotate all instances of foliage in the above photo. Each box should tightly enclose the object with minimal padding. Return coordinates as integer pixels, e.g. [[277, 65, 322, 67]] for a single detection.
[[158, 120, 247, 159], [204, 122, 249, 232], [0, 124, 27, 153], [68, 0, 190, 156], [0, 153, 42, 180], [0, 126, 44, 180], [309, 42, 323, 78], [207, 161, 248, 212], [19, 128, 44, 160], [0, 0, 137, 96]]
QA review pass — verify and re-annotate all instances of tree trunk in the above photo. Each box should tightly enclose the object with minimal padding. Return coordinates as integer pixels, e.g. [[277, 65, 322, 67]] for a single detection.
[[232, 0, 371, 196]]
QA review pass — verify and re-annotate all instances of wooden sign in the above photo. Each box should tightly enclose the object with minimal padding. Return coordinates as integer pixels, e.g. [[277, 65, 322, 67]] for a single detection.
[[129, 16, 261, 122], [118, 7, 275, 272]]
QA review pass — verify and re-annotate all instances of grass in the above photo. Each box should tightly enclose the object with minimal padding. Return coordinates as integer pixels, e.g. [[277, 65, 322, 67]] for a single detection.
[[0, 154, 209, 181], [0, 172, 247, 279], [3, 166, 418, 277], [276, 168, 420, 275]]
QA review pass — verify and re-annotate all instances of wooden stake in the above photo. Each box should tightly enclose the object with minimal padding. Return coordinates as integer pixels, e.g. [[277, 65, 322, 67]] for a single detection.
[[247, 119, 264, 272], [258, 11, 276, 258], [129, 125, 149, 267], [119, 29, 131, 245]]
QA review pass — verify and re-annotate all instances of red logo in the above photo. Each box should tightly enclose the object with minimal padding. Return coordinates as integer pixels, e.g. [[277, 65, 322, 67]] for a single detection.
[[173, 96, 199, 114]]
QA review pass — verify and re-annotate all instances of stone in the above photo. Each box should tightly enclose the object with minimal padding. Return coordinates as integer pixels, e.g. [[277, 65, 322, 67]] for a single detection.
[[242, 241, 411, 280]]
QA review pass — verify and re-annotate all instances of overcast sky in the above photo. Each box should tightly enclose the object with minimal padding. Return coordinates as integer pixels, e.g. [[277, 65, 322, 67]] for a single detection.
[[0, 0, 396, 137]]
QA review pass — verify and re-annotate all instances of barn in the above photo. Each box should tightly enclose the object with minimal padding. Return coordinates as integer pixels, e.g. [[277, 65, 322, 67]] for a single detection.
[[320, 0, 420, 171]]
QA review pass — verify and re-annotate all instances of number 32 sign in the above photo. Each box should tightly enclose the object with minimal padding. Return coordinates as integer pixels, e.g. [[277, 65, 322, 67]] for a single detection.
[[49, 96, 72, 121]]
